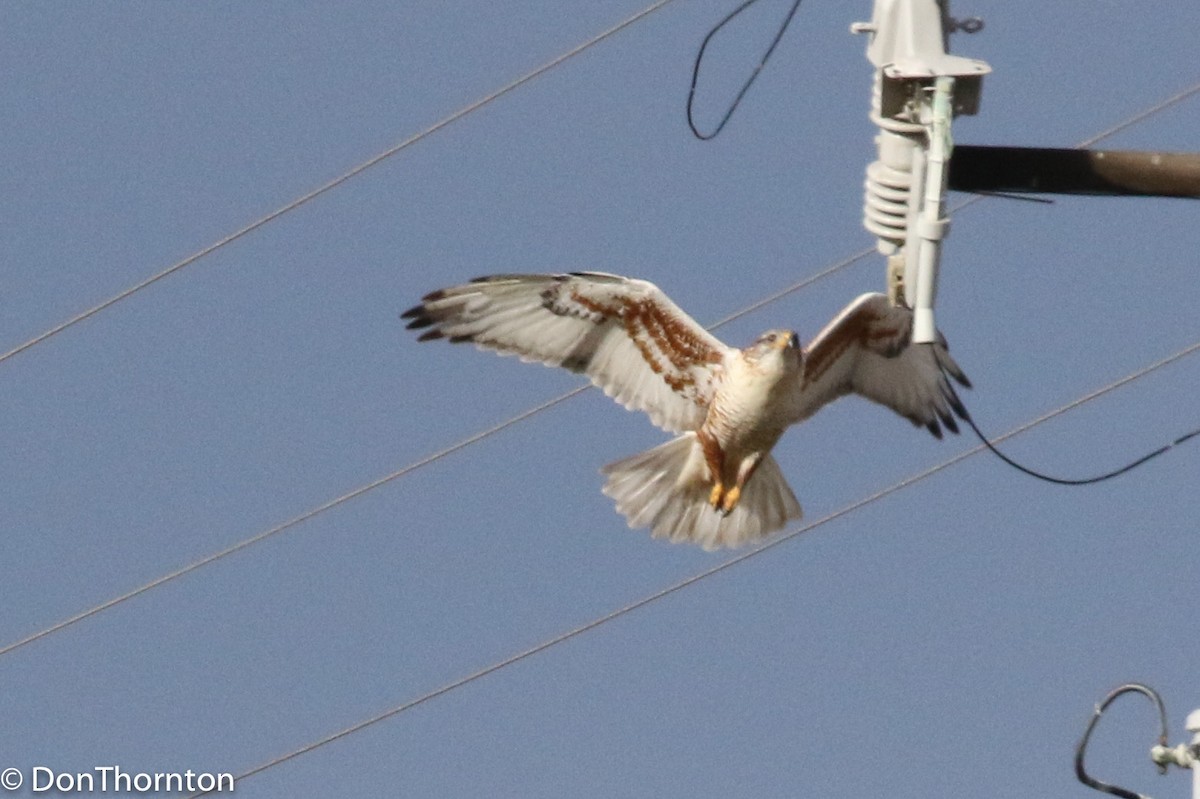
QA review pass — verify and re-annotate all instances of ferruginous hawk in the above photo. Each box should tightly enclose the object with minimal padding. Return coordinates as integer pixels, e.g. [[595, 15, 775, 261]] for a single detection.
[[402, 272, 970, 550]]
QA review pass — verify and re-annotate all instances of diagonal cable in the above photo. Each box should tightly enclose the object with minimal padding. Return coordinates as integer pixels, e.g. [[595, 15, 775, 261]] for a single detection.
[[1077, 80, 1200, 148], [0, 0, 681, 368], [0, 388, 584, 658], [189, 337, 1200, 797]]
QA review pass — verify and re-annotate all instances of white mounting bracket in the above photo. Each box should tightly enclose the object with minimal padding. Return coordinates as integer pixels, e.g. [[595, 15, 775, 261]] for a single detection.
[[852, 0, 990, 343], [1150, 709, 1200, 799]]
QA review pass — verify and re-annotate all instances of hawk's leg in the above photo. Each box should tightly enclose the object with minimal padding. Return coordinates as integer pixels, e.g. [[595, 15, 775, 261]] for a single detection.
[[721, 453, 764, 515], [697, 430, 726, 511]]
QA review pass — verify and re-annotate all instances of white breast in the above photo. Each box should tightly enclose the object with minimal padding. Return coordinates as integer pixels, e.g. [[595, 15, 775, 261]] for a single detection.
[[705, 351, 793, 451]]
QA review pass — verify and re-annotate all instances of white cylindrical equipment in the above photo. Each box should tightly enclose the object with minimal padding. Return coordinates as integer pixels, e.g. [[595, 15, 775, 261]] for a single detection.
[[854, 0, 989, 339]]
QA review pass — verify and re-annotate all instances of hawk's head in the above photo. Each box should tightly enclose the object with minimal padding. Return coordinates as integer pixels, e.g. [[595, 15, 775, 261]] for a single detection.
[[748, 329, 800, 355], [745, 330, 802, 373]]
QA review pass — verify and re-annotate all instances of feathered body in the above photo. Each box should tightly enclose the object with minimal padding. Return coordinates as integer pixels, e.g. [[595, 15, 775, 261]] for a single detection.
[[403, 272, 970, 550]]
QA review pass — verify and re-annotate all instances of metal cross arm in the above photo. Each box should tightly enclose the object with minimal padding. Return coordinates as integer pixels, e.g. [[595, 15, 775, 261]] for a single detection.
[[949, 145, 1200, 199], [853, 0, 990, 343]]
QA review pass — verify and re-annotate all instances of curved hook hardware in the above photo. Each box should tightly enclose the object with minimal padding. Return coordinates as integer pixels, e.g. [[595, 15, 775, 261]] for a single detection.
[[1075, 683, 1170, 799]]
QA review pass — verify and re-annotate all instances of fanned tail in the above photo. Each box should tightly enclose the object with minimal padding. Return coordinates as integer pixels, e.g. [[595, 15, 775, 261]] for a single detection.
[[601, 434, 802, 551]]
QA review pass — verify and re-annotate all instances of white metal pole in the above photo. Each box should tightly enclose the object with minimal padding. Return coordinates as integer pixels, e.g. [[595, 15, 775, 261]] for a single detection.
[[910, 74, 953, 343]]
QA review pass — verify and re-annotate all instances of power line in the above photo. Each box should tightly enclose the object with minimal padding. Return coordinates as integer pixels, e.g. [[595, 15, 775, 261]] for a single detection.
[[0, 388, 584, 659], [4, 78, 1196, 660], [0, 0, 681, 369], [1077, 80, 1200, 148], [707, 245, 875, 328], [188, 337, 1200, 797]]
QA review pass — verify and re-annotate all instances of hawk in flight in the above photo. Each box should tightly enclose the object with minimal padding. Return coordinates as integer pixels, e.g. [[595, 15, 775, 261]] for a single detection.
[[403, 272, 970, 550]]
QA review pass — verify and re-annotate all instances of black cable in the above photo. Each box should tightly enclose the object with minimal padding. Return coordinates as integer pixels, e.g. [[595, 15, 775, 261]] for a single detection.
[[1075, 683, 1169, 799], [941, 359, 1198, 486], [686, 0, 802, 140], [967, 190, 1056, 205]]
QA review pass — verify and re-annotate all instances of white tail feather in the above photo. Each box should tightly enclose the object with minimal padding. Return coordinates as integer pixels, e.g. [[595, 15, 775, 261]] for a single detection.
[[601, 434, 802, 550]]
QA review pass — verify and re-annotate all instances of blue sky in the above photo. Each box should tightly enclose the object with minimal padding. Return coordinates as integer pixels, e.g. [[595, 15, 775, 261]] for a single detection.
[[2, 2, 1198, 797]]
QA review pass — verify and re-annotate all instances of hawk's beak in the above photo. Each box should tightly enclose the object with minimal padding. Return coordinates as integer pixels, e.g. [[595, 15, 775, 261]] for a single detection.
[[775, 332, 799, 351]]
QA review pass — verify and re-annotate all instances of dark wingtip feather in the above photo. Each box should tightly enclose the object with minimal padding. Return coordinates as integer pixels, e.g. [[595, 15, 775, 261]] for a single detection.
[[946, 390, 970, 422], [934, 345, 972, 389], [447, 334, 474, 344], [925, 419, 944, 440], [416, 329, 445, 342], [402, 306, 436, 330], [944, 358, 972, 389], [940, 410, 960, 435]]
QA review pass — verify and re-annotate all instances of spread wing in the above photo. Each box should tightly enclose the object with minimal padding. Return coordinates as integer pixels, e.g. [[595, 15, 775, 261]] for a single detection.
[[402, 272, 732, 433], [790, 293, 971, 438]]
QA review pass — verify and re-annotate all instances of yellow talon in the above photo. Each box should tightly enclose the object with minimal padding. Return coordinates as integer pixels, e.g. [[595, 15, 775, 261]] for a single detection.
[[720, 485, 741, 514], [708, 482, 725, 509]]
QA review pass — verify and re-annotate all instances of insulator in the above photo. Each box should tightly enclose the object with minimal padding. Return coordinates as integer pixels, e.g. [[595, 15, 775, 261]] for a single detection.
[[863, 159, 912, 251]]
